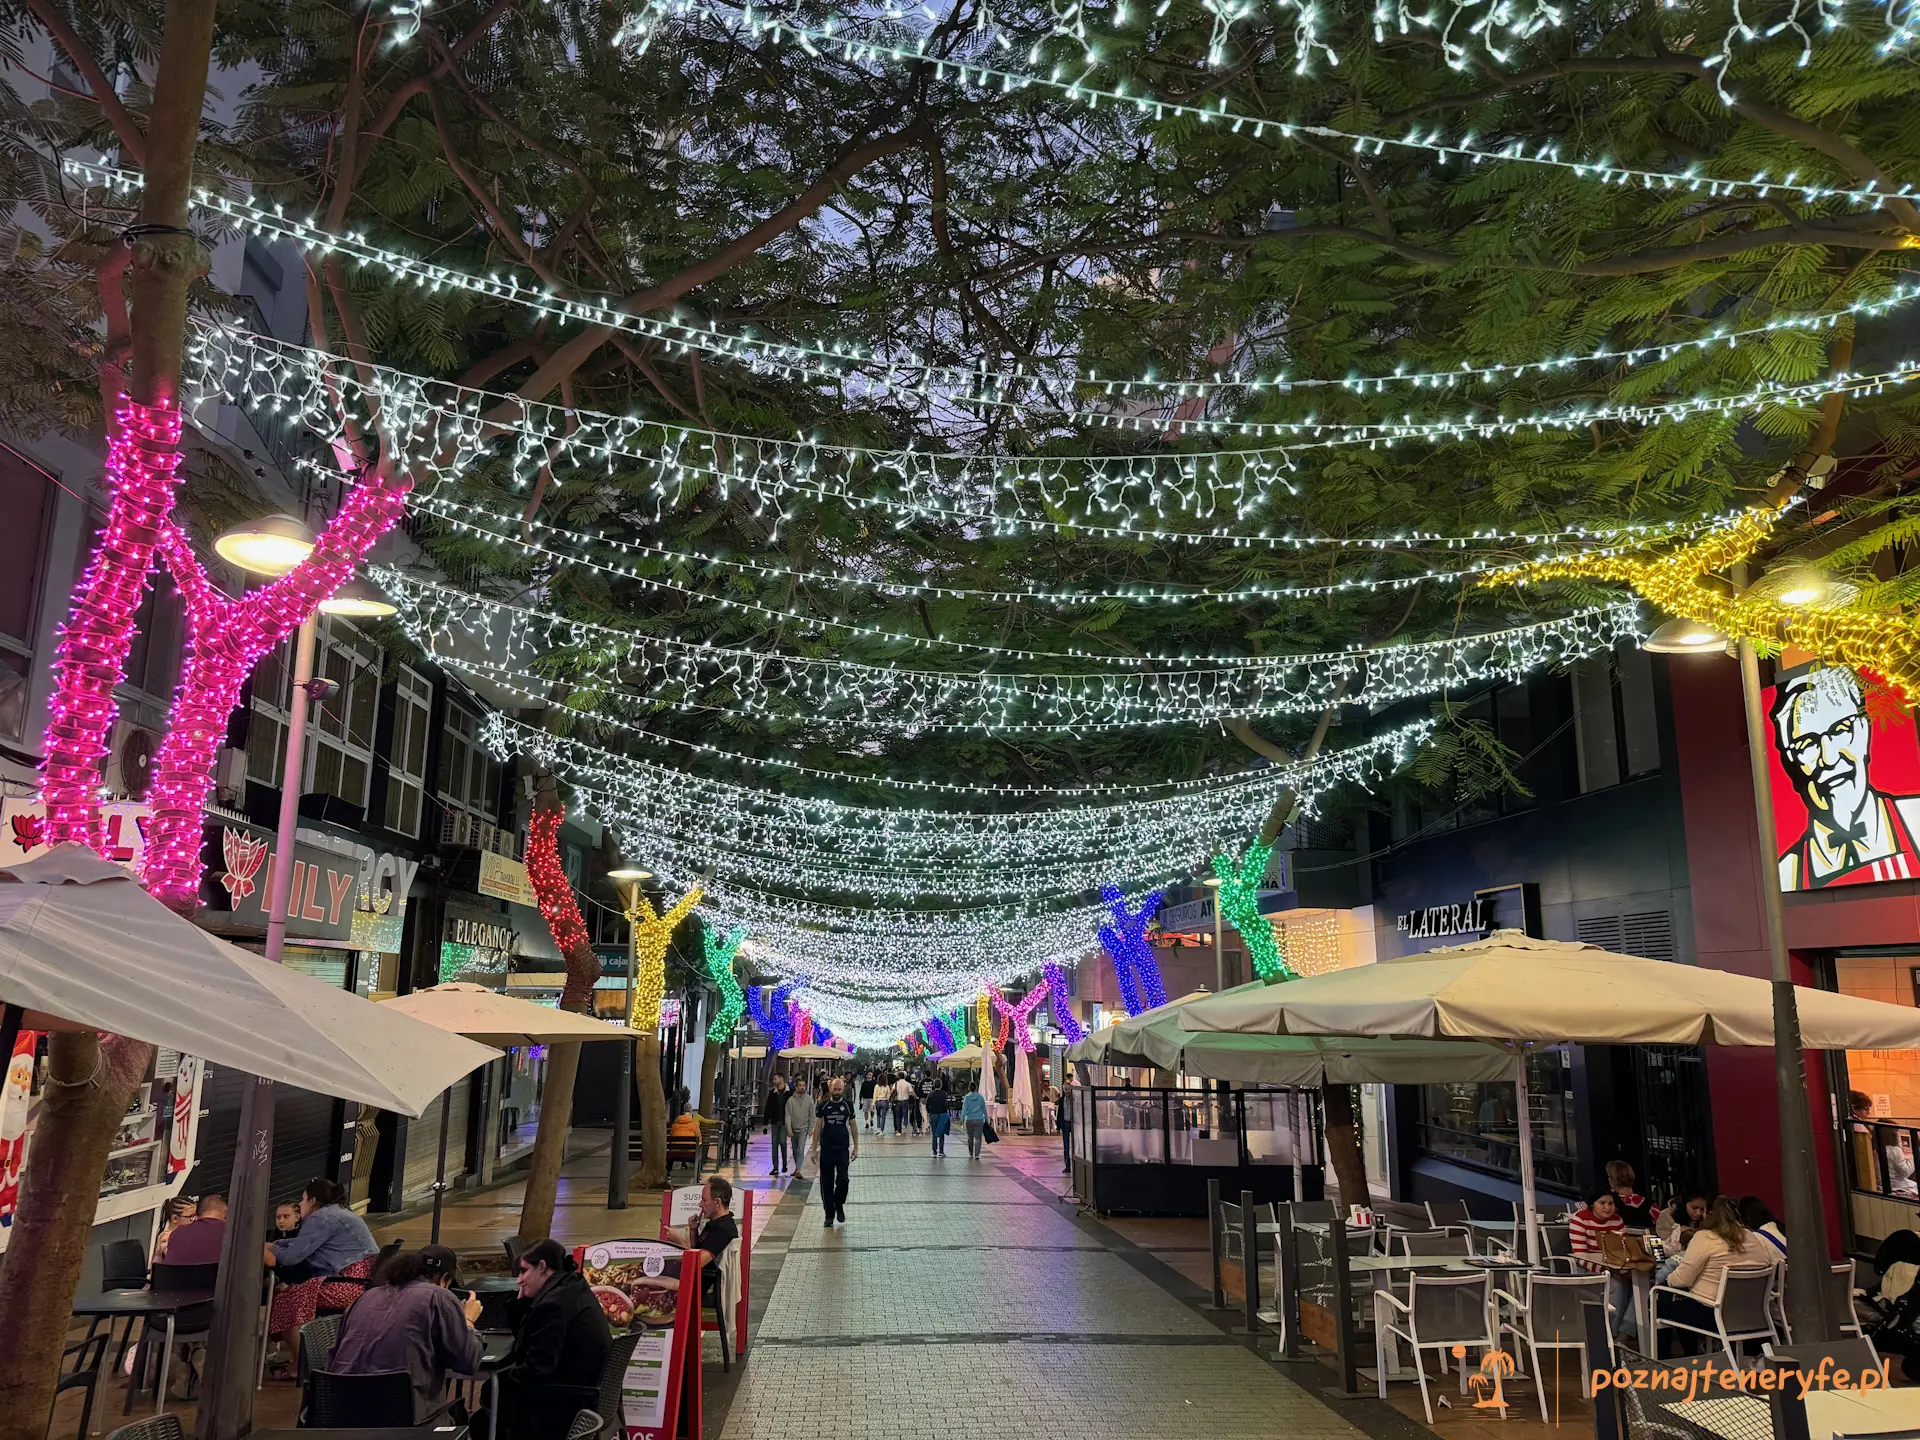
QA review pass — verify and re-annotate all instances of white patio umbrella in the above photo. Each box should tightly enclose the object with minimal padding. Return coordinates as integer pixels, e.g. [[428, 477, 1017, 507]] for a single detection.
[[778, 1043, 850, 1060], [0, 846, 498, 1115], [1070, 984, 1513, 1086], [938, 1044, 984, 1068], [1177, 929, 1920, 1258], [377, 983, 627, 1240]]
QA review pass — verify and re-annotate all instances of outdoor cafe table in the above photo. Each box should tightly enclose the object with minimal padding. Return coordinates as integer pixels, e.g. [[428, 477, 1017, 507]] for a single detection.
[[71, 1287, 215, 1417]]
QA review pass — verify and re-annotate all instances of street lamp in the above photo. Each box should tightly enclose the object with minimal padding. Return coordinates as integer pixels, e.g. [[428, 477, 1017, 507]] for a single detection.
[[197, 525, 388, 1439], [1642, 618, 1730, 654], [1202, 876, 1224, 992], [605, 866, 653, 1209], [211, 514, 315, 576]]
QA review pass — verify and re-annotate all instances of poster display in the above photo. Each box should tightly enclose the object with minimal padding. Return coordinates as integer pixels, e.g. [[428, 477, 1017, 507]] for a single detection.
[[1763, 663, 1920, 891], [576, 1239, 703, 1440]]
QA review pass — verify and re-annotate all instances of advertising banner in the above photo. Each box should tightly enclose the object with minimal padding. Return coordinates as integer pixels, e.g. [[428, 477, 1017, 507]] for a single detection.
[[1763, 663, 1920, 891], [576, 1239, 704, 1440]]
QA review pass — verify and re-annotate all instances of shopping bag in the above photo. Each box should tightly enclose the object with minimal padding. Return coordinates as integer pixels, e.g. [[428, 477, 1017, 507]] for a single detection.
[[983, 1119, 999, 1144]]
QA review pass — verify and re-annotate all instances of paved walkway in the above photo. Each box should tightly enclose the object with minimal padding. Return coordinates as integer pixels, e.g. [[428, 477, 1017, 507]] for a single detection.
[[719, 1128, 1413, 1440]]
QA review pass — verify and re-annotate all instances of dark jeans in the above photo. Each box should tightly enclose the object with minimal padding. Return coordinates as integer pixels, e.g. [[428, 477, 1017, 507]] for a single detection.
[[1061, 1123, 1072, 1171], [820, 1148, 850, 1218], [1655, 1287, 1718, 1356], [930, 1113, 950, 1153]]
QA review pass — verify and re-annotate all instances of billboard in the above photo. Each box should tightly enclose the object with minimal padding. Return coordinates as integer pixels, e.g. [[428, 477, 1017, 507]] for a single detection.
[[1764, 663, 1920, 891]]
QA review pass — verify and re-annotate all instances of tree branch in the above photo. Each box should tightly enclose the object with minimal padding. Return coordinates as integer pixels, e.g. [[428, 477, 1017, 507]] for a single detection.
[[20, 0, 145, 164]]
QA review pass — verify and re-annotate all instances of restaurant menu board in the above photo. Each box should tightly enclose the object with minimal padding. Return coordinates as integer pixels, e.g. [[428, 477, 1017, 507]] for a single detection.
[[577, 1240, 703, 1440]]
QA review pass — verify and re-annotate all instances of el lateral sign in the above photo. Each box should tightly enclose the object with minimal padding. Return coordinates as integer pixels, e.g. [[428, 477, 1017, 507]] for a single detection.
[[1396, 897, 1487, 939]]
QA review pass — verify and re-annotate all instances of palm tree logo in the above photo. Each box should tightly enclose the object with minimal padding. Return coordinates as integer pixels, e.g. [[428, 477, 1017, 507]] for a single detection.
[[1456, 1345, 1515, 1410]]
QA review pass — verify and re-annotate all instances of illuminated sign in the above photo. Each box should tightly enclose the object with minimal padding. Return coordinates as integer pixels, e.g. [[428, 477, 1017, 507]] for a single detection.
[[1396, 897, 1488, 939]]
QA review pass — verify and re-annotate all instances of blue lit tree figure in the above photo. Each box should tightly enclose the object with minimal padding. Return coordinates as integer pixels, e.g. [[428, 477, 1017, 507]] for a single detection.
[[1097, 885, 1168, 1016], [749, 982, 797, 1051]]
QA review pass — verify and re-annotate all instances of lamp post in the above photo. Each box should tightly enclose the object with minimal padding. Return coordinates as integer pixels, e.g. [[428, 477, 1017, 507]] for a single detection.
[[606, 866, 652, 1209], [197, 524, 394, 1440], [1646, 574, 1838, 1342], [1203, 876, 1225, 992]]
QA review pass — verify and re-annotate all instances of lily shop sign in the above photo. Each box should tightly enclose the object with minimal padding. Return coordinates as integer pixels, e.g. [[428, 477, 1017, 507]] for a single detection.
[[1395, 897, 1488, 940]]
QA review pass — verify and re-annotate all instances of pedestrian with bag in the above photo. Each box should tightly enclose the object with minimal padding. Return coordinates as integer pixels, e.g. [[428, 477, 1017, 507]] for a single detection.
[[810, 1075, 859, 1226], [763, 1073, 792, 1177], [961, 1083, 990, 1159]]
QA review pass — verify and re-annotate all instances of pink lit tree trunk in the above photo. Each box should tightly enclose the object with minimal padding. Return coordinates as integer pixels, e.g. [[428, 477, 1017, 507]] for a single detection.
[[0, 2, 216, 1436], [141, 478, 410, 913]]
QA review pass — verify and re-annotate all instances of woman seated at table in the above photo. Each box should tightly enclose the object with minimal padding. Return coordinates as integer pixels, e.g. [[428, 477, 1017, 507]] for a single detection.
[[1654, 1197, 1771, 1355], [1655, 1192, 1710, 1249], [496, 1238, 611, 1440], [332, 1244, 484, 1421], [151, 1196, 197, 1262], [263, 1177, 380, 1377], [1569, 1190, 1637, 1341]]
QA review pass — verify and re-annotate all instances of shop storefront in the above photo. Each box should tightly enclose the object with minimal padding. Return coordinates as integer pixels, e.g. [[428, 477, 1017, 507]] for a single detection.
[[194, 809, 423, 1209]]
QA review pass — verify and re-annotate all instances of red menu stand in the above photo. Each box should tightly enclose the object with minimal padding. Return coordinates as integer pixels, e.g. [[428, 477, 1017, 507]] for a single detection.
[[574, 1240, 706, 1439]]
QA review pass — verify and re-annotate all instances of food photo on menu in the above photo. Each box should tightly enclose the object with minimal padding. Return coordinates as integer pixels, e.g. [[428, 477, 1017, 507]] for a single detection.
[[582, 1240, 688, 1329]]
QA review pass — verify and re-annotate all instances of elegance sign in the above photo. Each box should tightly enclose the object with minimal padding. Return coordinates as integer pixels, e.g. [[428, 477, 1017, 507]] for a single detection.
[[1396, 897, 1488, 939]]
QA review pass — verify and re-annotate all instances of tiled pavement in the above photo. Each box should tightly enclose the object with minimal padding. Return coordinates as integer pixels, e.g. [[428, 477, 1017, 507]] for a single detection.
[[716, 1131, 1424, 1440]]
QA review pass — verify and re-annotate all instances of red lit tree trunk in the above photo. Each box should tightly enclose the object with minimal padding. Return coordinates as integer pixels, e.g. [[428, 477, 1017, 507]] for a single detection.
[[517, 781, 603, 1245]]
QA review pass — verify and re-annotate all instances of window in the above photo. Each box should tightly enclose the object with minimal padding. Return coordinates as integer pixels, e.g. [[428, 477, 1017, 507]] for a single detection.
[[1415, 1046, 1579, 1191], [247, 619, 379, 803], [438, 703, 498, 819], [123, 570, 182, 702], [382, 667, 432, 837], [0, 448, 52, 736], [1573, 644, 1662, 793], [309, 621, 378, 807]]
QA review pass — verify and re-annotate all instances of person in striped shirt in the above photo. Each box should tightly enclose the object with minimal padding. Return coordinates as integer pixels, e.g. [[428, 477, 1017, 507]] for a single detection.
[[1570, 1190, 1638, 1342]]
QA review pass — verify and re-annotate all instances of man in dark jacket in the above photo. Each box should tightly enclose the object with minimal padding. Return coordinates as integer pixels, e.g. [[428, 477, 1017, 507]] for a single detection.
[[499, 1238, 612, 1440], [763, 1074, 792, 1176]]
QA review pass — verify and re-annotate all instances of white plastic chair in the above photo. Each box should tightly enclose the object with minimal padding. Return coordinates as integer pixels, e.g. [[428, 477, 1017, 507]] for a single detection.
[[1651, 1264, 1780, 1368], [1375, 1270, 1497, 1424], [1495, 1271, 1606, 1422]]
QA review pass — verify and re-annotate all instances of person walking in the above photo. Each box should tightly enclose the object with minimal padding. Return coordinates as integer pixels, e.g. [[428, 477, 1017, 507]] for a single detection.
[[764, 1073, 792, 1177], [810, 1075, 859, 1226], [786, 1076, 816, 1177], [961, 1084, 989, 1159], [909, 1078, 924, 1136], [859, 1071, 877, 1132], [926, 1079, 951, 1156], [892, 1071, 913, 1137], [1055, 1082, 1073, 1173]]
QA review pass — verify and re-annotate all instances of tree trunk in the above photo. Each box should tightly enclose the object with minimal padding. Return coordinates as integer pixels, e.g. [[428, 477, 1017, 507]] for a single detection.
[[516, 784, 603, 1245], [635, 1034, 669, 1190], [1024, 1051, 1045, 1134], [697, 1039, 724, 1116], [516, 1040, 582, 1246], [41, 0, 215, 848], [0, 1033, 154, 1440], [1320, 1082, 1368, 1212]]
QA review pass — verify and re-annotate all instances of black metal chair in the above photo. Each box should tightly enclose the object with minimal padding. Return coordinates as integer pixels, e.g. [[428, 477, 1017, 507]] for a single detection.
[[52, 1331, 109, 1439], [105, 1417, 183, 1440], [100, 1239, 148, 1291], [594, 1330, 645, 1439], [305, 1368, 420, 1427], [125, 1263, 217, 1412], [300, 1313, 344, 1379], [503, 1235, 524, 1267], [566, 1411, 604, 1440]]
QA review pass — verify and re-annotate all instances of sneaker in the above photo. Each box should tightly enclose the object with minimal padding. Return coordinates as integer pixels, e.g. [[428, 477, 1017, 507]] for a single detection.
[[824, 1216, 835, 1228]]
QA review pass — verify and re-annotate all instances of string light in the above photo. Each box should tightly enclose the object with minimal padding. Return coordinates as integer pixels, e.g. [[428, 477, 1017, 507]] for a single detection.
[[411, 488, 1737, 612], [1275, 910, 1343, 977], [703, 925, 748, 1042], [140, 478, 410, 908], [1098, 885, 1169, 1016], [193, 324, 1768, 552], [626, 881, 704, 1030], [1492, 503, 1920, 698], [388, 571, 1644, 732], [1043, 962, 1085, 1043], [1211, 841, 1294, 981], [977, 993, 995, 1056], [42, 397, 182, 851]]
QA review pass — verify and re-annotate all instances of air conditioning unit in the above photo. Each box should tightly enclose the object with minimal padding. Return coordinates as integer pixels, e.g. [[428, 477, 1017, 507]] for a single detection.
[[105, 722, 159, 801]]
